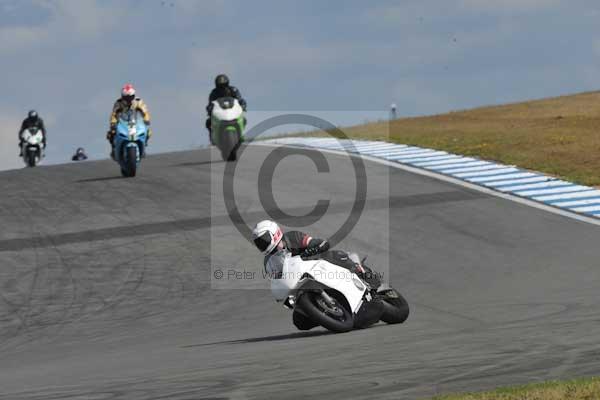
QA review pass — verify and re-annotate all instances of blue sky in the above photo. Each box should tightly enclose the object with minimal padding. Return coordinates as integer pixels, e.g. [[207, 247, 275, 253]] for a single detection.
[[1, 0, 599, 170]]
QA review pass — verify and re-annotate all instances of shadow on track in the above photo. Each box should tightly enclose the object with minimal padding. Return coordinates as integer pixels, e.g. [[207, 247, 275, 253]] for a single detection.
[[0, 190, 482, 253], [174, 160, 223, 167], [181, 330, 333, 348], [76, 176, 124, 183]]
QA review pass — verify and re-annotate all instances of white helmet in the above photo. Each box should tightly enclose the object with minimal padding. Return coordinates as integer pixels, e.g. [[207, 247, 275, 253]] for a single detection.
[[121, 83, 136, 104], [252, 220, 283, 254], [121, 83, 136, 97]]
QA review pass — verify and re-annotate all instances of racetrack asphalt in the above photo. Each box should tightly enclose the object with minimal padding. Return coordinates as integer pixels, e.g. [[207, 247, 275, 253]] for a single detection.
[[0, 145, 599, 399]]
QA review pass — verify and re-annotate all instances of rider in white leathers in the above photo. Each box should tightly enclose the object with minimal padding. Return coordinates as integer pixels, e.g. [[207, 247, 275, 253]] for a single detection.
[[251, 220, 382, 330]]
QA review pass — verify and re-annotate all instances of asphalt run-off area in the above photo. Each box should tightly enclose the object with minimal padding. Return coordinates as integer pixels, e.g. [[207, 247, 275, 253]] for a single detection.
[[0, 144, 599, 399]]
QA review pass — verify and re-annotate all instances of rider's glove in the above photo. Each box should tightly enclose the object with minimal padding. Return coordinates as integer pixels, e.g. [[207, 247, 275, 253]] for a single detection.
[[300, 246, 320, 258]]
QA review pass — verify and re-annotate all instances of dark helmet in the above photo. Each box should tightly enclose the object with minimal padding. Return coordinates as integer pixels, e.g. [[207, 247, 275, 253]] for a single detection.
[[215, 74, 229, 88], [76, 147, 85, 154], [28, 110, 38, 119]]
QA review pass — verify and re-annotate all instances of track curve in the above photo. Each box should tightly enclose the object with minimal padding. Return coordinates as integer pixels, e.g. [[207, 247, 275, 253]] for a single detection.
[[0, 145, 599, 400]]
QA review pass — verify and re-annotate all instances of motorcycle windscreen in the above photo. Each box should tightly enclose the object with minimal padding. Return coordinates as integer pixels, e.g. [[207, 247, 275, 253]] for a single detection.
[[118, 110, 132, 125], [212, 98, 244, 121], [265, 249, 287, 279], [24, 130, 43, 145], [268, 250, 299, 301], [117, 110, 146, 139]]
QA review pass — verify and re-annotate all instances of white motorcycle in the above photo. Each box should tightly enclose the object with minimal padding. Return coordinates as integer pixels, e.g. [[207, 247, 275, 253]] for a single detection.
[[21, 127, 45, 167], [209, 97, 246, 161], [268, 249, 409, 333]]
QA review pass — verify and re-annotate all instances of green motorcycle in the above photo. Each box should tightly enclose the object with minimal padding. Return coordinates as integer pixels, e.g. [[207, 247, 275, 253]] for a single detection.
[[210, 97, 246, 161]]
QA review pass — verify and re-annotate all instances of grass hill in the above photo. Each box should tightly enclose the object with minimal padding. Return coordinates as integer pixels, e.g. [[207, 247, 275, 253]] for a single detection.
[[322, 91, 600, 186]]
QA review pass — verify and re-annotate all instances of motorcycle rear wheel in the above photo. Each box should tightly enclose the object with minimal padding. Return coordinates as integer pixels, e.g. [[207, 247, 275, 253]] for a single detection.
[[379, 289, 409, 324]]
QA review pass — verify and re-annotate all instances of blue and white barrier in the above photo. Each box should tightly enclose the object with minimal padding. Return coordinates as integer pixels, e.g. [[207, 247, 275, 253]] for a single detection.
[[263, 137, 600, 220]]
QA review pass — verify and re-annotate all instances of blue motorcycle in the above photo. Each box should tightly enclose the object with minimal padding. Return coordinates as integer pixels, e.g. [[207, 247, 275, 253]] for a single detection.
[[114, 109, 148, 177]]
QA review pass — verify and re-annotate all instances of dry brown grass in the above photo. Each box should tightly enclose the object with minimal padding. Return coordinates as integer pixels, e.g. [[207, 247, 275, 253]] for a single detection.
[[311, 91, 600, 185], [428, 376, 600, 400]]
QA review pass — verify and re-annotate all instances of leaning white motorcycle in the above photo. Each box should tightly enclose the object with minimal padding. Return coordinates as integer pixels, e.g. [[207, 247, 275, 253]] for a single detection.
[[269, 249, 409, 333], [21, 127, 45, 167]]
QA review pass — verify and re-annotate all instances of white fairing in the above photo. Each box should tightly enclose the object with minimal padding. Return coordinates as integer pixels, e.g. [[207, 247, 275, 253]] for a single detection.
[[212, 98, 244, 122], [23, 130, 44, 146], [21, 129, 44, 165], [269, 250, 367, 313]]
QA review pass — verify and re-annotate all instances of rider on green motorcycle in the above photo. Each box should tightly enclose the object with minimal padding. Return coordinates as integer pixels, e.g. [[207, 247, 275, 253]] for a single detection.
[[206, 74, 246, 144]]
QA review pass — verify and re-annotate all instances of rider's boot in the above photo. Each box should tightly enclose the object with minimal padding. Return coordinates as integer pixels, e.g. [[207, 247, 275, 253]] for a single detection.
[[347, 253, 381, 289], [293, 310, 319, 331], [353, 264, 381, 290], [205, 118, 214, 145], [141, 128, 151, 158], [107, 129, 116, 160]]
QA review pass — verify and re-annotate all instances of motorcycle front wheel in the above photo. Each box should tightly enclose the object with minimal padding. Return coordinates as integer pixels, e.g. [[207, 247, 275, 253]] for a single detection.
[[297, 291, 354, 333], [219, 130, 239, 162], [125, 146, 137, 177], [26, 151, 36, 167]]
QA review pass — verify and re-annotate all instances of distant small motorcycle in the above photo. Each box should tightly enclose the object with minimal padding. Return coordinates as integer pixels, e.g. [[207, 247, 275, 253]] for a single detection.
[[113, 109, 148, 177], [72, 147, 88, 161], [21, 127, 45, 167]]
